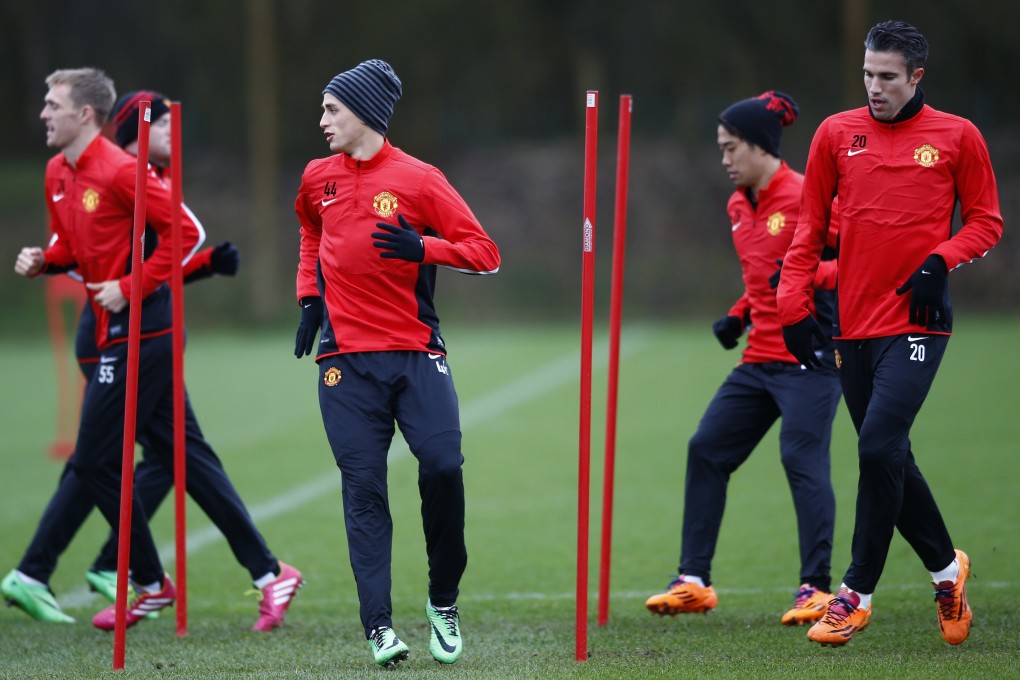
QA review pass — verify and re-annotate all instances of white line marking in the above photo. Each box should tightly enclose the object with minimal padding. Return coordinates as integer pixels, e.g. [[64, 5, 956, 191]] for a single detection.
[[60, 329, 653, 608]]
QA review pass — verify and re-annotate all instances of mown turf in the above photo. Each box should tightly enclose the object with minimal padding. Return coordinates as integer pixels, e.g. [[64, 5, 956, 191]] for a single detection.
[[1, 318, 1018, 678]]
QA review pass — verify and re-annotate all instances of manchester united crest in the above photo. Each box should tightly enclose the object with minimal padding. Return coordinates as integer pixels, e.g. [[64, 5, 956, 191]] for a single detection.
[[323, 367, 342, 387], [82, 188, 100, 213], [913, 143, 940, 168], [834, 349, 842, 369], [766, 211, 786, 236], [373, 191, 398, 218]]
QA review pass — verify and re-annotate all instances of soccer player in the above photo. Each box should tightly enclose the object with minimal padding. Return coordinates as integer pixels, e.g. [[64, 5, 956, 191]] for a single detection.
[[645, 92, 842, 625], [2, 74, 297, 632], [777, 20, 1003, 647], [293, 59, 499, 667]]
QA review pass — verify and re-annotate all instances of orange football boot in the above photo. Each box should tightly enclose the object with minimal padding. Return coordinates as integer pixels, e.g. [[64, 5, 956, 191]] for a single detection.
[[934, 549, 972, 645], [645, 576, 718, 615], [806, 587, 871, 646], [781, 584, 832, 625]]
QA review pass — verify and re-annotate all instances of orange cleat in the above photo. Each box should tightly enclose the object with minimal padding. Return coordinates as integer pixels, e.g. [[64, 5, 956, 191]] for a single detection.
[[781, 584, 832, 626], [645, 576, 718, 615], [807, 587, 871, 646], [934, 549, 972, 645]]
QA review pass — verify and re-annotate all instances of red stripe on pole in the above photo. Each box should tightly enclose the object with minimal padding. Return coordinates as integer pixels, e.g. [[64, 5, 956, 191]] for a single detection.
[[169, 101, 188, 637], [113, 100, 151, 671], [576, 90, 598, 663], [598, 94, 632, 627]]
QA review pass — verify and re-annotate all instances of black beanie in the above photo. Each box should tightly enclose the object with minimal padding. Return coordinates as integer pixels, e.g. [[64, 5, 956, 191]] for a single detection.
[[719, 91, 799, 158], [112, 90, 172, 148], [323, 59, 402, 136]]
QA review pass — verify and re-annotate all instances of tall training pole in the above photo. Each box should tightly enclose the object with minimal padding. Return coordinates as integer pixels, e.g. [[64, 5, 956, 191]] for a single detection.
[[576, 90, 598, 662], [598, 94, 632, 627], [169, 101, 188, 637], [113, 100, 151, 670]]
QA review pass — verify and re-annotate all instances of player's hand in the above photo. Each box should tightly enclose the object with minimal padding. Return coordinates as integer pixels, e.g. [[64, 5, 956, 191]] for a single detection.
[[86, 280, 128, 313], [210, 241, 240, 276], [895, 254, 947, 327], [372, 214, 424, 262], [712, 315, 743, 350], [781, 315, 824, 369], [294, 296, 323, 358], [768, 259, 783, 289], [14, 247, 45, 277]]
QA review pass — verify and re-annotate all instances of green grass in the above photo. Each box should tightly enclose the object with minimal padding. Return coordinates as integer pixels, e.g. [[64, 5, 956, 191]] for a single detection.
[[1, 318, 1018, 678]]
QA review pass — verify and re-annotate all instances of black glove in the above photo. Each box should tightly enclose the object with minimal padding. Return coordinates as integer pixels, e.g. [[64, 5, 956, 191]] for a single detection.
[[372, 214, 425, 262], [781, 315, 824, 369], [210, 241, 240, 276], [294, 297, 323, 358], [894, 254, 948, 327], [768, 259, 783, 289], [712, 315, 743, 350]]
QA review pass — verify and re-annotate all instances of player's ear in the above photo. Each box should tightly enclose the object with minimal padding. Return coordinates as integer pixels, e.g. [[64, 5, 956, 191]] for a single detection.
[[909, 67, 924, 86], [79, 104, 95, 126]]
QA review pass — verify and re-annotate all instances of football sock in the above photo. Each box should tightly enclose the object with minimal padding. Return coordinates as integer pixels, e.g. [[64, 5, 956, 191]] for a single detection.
[[841, 583, 872, 609], [139, 579, 163, 594], [15, 570, 46, 587], [253, 571, 277, 589], [930, 558, 959, 584], [682, 575, 706, 588]]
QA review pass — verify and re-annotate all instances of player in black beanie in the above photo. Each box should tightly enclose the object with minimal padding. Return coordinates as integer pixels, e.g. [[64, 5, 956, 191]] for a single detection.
[[645, 89, 841, 629], [322, 59, 402, 136]]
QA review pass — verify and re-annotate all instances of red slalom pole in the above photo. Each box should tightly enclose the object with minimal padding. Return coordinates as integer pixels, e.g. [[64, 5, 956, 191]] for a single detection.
[[597, 94, 632, 627], [576, 90, 598, 663], [113, 100, 151, 671], [169, 101, 188, 637]]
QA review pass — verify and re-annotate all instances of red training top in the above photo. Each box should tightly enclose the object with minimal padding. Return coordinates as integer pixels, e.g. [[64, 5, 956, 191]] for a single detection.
[[40, 135, 203, 350], [295, 140, 500, 359], [778, 104, 1003, 339], [726, 162, 837, 363]]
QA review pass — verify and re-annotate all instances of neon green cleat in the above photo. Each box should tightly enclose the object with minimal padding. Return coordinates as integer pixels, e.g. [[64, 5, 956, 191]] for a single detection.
[[425, 600, 462, 663], [1, 570, 75, 623], [368, 626, 409, 667], [85, 570, 118, 603]]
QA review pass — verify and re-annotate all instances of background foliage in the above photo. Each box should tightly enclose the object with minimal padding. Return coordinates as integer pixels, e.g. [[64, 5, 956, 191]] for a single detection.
[[1, 0, 1017, 330]]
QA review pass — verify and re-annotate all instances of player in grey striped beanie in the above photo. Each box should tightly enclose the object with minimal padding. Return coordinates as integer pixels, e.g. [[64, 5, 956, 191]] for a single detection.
[[323, 59, 402, 136]]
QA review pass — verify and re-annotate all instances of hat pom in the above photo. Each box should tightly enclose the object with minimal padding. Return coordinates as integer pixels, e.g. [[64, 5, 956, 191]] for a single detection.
[[756, 90, 799, 127]]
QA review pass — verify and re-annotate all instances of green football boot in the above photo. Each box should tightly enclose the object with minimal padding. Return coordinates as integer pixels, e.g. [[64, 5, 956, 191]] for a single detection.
[[426, 600, 462, 663], [1, 570, 75, 623], [368, 626, 409, 667], [85, 570, 118, 602]]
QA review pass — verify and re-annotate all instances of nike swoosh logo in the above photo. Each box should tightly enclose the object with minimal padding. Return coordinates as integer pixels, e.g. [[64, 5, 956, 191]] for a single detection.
[[428, 353, 443, 360], [431, 623, 457, 653], [920, 270, 932, 275], [847, 148, 867, 156], [906, 335, 929, 342], [52, 194, 65, 202], [320, 197, 339, 207], [731, 222, 741, 231], [100, 356, 116, 364]]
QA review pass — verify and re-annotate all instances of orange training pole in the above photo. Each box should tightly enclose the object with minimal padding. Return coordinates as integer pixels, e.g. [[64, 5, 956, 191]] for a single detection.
[[169, 101, 188, 637], [113, 100, 151, 670]]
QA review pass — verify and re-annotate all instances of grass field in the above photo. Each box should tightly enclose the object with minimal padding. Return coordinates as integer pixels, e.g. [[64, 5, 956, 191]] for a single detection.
[[1, 318, 1018, 678]]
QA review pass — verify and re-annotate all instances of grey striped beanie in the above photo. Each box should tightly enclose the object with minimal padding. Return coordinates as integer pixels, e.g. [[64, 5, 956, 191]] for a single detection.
[[323, 59, 402, 136]]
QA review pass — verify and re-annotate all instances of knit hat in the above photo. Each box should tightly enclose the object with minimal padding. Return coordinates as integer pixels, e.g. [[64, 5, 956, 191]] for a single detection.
[[112, 90, 172, 148], [719, 91, 799, 158], [323, 59, 402, 136]]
